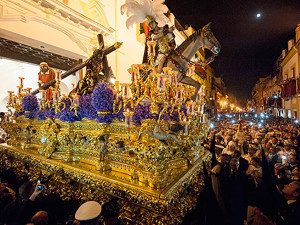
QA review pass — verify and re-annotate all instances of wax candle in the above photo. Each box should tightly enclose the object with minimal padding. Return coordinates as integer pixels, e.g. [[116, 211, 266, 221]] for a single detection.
[[73, 94, 79, 106]]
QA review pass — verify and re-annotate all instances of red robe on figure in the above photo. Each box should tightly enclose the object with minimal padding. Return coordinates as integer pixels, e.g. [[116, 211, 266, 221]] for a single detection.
[[38, 68, 56, 100]]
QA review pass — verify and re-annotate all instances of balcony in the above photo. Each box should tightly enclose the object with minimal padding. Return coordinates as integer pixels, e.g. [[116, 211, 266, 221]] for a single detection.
[[282, 79, 296, 98], [264, 97, 282, 109]]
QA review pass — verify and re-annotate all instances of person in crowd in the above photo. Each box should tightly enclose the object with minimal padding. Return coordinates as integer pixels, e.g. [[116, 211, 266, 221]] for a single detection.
[[246, 157, 262, 178], [291, 165, 300, 182], [232, 150, 249, 173], [242, 134, 252, 155], [286, 154, 299, 171], [242, 144, 258, 163], [73, 201, 102, 225], [281, 181, 300, 225], [228, 158, 248, 225], [0, 181, 46, 224], [275, 165, 291, 191], [222, 140, 236, 155], [28, 211, 49, 225], [211, 153, 231, 217], [216, 135, 224, 147]]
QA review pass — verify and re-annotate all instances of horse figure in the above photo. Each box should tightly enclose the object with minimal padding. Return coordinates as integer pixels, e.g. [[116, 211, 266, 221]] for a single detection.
[[167, 22, 221, 101]]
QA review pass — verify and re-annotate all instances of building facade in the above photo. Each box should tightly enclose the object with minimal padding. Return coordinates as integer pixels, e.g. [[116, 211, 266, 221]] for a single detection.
[[250, 24, 300, 119], [280, 24, 300, 119]]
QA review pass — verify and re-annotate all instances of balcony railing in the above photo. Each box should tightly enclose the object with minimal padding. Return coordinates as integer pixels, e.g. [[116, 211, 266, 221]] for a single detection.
[[264, 97, 282, 109], [282, 79, 296, 98]]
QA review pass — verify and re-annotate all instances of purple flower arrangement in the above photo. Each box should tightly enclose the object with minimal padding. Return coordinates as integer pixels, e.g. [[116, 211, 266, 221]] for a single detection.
[[56, 109, 82, 123], [78, 94, 97, 120], [22, 95, 39, 113], [132, 103, 152, 125], [92, 83, 114, 112]]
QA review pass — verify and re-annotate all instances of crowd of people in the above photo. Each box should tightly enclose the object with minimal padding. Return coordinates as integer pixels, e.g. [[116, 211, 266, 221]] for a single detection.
[[0, 173, 120, 225], [200, 113, 300, 225]]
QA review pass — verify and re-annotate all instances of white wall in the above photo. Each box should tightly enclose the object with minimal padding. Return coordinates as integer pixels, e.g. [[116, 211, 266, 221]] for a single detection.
[[0, 58, 79, 112]]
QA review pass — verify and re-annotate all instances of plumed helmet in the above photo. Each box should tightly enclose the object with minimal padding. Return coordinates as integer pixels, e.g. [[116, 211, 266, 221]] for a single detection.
[[145, 15, 157, 26]]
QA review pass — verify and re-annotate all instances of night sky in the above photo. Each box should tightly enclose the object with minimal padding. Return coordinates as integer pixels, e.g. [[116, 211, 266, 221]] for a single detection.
[[165, 0, 300, 104]]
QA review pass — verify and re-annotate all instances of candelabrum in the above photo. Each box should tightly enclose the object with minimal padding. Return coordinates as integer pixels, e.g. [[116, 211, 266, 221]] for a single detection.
[[116, 40, 207, 128], [52, 90, 66, 114], [7, 77, 28, 115]]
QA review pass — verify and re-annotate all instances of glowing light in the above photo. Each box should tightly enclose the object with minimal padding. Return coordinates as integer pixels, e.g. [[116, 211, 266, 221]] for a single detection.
[[110, 77, 116, 84], [231, 120, 235, 124], [295, 120, 299, 124], [210, 123, 214, 129], [258, 123, 262, 127], [255, 114, 258, 118], [256, 13, 261, 18], [249, 122, 253, 126]]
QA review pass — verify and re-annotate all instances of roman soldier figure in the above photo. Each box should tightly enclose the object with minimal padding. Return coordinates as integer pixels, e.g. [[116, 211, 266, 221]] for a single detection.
[[38, 62, 56, 100]]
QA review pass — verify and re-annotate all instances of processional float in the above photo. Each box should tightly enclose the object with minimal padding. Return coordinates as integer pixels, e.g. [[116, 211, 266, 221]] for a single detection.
[[0, 1, 220, 224]]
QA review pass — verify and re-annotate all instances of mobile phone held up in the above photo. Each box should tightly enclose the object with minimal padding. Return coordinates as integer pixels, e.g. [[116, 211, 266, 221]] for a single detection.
[[37, 180, 45, 191]]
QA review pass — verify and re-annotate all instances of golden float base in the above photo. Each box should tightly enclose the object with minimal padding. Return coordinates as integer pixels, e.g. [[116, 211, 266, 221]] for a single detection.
[[0, 143, 210, 224]]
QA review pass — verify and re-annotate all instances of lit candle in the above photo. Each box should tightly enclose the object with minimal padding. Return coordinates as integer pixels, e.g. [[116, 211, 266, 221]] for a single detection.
[[73, 94, 79, 106], [196, 91, 201, 103], [157, 75, 165, 91], [126, 109, 130, 127], [131, 72, 135, 83], [53, 90, 59, 102], [132, 65, 140, 81], [197, 105, 201, 114], [56, 71, 62, 81], [13, 97, 17, 105], [19, 77, 24, 87], [200, 85, 205, 96], [187, 101, 195, 115], [123, 85, 128, 98], [17, 86, 22, 94], [183, 118, 189, 136], [4, 115, 10, 122], [201, 104, 205, 114], [170, 72, 178, 86], [8, 91, 14, 104], [40, 90, 46, 100], [123, 109, 133, 128]]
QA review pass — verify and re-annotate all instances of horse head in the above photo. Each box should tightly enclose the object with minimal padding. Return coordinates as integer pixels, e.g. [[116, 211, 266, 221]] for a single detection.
[[201, 22, 221, 55]]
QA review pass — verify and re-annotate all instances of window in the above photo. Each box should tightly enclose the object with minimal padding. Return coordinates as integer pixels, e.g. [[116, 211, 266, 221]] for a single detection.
[[291, 68, 295, 79]]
